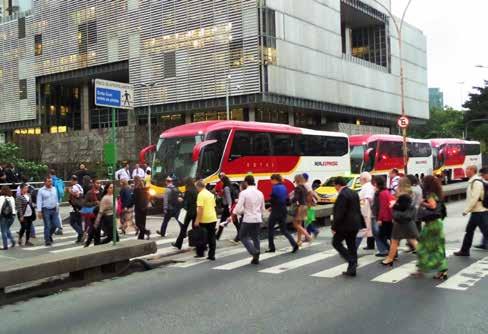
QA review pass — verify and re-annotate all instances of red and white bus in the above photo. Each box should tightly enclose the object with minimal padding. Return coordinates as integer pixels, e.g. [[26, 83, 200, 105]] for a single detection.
[[140, 121, 350, 199], [350, 134, 433, 180], [431, 139, 482, 183]]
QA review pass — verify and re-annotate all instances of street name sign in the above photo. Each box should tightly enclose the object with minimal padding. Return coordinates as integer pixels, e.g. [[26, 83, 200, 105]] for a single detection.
[[397, 116, 410, 129], [94, 79, 134, 110]]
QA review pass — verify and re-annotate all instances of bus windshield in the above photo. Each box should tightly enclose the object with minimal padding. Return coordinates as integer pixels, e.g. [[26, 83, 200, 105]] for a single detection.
[[152, 136, 202, 186], [350, 145, 364, 174]]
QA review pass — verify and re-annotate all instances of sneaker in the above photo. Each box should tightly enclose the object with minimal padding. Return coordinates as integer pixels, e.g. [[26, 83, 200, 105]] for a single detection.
[[55, 229, 63, 236], [454, 251, 470, 257]]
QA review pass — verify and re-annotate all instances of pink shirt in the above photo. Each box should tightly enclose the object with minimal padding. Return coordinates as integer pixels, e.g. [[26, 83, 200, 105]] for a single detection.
[[233, 186, 265, 223]]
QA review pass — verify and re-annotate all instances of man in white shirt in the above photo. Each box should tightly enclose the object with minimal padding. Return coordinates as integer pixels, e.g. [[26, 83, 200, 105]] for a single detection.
[[358, 172, 375, 250], [132, 164, 145, 179], [234, 175, 265, 264], [116, 163, 131, 181], [389, 169, 400, 195]]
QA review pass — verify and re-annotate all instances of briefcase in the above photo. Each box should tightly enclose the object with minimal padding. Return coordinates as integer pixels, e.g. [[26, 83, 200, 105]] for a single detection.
[[188, 227, 208, 247]]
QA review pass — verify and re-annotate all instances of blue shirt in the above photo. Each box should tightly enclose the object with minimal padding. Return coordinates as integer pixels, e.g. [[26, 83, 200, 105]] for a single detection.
[[36, 186, 59, 212], [270, 183, 288, 210]]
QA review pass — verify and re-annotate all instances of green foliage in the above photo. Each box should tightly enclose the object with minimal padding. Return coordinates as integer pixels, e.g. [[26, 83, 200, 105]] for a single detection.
[[409, 107, 464, 139], [463, 82, 488, 152], [0, 143, 48, 181]]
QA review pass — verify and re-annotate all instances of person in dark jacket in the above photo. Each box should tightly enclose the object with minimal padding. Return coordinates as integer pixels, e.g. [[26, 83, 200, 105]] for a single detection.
[[133, 176, 150, 240], [119, 179, 134, 234], [172, 178, 198, 249], [15, 183, 35, 247], [332, 177, 363, 277], [266, 174, 298, 253]]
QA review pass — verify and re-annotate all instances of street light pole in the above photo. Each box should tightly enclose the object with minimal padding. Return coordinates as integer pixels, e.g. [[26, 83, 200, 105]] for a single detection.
[[371, 0, 413, 173], [226, 75, 231, 120]]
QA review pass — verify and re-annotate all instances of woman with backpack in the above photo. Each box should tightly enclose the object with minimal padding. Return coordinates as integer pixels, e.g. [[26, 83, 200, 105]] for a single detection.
[[0, 186, 17, 250], [216, 175, 239, 241], [15, 183, 36, 247], [413, 175, 448, 280]]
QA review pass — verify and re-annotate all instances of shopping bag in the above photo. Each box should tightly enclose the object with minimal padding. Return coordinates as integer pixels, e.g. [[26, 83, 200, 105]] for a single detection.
[[178, 208, 187, 223], [188, 227, 208, 247], [304, 207, 316, 227]]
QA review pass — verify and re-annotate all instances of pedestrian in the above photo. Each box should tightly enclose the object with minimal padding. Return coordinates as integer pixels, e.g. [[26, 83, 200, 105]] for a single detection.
[[0, 186, 17, 250], [475, 168, 488, 249], [132, 164, 145, 179], [36, 176, 61, 246], [381, 177, 419, 266], [414, 175, 448, 280], [389, 168, 401, 196], [331, 177, 363, 277], [372, 176, 394, 257], [266, 174, 298, 253], [82, 175, 92, 195], [133, 176, 150, 240], [4, 164, 19, 184], [302, 173, 320, 238], [15, 176, 36, 241], [357, 172, 375, 250], [119, 179, 134, 234], [292, 174, 313, 246], [15, 183, 35, 247], [75, 163, 89, 185], [95, 182, 119, 244], [407, 174, 423, 234], [172, 177, 198, 249], [234, 175, 265, 264], [194, 180, 218, 260], [115, 163, 131, 181], [83, 178, 102, 247], [216, 174, 239, 240], [454, 165, 488, 256], [49, 169, 65, 235], [158, 177, 182, 237], [68, 175, 85, 243]]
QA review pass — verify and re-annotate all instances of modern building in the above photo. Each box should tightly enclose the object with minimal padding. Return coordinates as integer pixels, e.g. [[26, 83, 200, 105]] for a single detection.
[[429, 87, 444, 110], [0, 0, 428, 168]]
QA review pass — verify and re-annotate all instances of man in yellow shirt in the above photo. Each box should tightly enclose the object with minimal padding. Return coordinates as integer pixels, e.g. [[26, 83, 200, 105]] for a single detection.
[[194, 180, 218, 260]]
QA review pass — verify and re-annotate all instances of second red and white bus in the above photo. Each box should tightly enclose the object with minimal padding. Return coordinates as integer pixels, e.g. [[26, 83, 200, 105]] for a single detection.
[[141, 121, 350, 199]]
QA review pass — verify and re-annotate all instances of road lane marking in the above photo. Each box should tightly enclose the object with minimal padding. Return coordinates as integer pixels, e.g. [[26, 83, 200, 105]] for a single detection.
[[171, 247, 249, 268], [212, 242, 322, 271], [311, 254, 379, 278], [260, 250, 337, 274], [437, 256, 488, 291], [47, 236, 138, 253]]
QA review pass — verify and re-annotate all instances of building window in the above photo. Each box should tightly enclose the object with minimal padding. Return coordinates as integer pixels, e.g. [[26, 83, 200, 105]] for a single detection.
[[229, 39, 244, 68], [261, 7, 277, 65], [91, 109, 128, 129], [255, 108, 288, 124], [19, 79, 27, 99], [34, 34, 42, 56], [78, 20, 97, 54], [164, 52, 176, 78], [18, 17, 26, 39], [340, 0, 390, 68]]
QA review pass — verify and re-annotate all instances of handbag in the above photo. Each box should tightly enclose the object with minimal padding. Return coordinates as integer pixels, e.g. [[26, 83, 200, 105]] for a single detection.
[[417, 202, 443, 222], [188, 227, 208, 247]]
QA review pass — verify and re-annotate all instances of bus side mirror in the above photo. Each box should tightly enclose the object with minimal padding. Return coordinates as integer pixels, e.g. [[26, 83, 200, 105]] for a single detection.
[[139, 144, 156, 165], [192, 140, 217, 162], [438, 149, 444, 161], [364, 148, 372, 164]]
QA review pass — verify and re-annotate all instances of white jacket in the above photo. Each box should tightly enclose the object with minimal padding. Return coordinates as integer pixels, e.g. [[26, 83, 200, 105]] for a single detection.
[[0, 195, 17, 216], [464, 176, 487, 214]]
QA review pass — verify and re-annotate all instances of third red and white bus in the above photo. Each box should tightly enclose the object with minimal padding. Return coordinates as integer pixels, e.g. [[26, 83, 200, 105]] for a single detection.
[[140, 121, 350, 199]]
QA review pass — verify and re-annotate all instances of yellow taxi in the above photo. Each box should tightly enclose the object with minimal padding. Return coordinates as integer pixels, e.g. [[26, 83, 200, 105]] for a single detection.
[[314, 174, 362, 204]]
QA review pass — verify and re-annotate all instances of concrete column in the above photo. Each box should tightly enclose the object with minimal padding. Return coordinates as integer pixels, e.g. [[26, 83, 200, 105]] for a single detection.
[[81, 82, 90, 131], [185, 112, 192, 124], [288, 110, 294, 126], [345, 27, 352, 55], [248, 106, 255, 122]]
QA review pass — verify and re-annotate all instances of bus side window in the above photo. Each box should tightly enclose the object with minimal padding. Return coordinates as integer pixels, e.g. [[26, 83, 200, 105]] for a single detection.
[[272, 134, 295, 156], [252, 133, 271, 156], [230, 131, 252, 160]]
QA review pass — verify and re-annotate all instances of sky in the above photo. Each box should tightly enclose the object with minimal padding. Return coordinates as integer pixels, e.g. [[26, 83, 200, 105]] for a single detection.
[[391, 0, 488, 109]]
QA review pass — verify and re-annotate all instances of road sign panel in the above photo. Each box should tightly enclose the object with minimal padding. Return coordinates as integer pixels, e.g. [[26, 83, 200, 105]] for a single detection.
[[397, 116, 409, 129], [94, 79, 134, 110]]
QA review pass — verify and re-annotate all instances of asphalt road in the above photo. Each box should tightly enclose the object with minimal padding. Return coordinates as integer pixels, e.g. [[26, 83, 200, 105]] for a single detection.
[[1, 200, 488, 334]]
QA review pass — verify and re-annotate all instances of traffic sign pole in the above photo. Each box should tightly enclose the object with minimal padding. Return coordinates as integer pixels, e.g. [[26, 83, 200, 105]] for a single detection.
[[397, 116, 410, 174], [111, 107, 117, 246]]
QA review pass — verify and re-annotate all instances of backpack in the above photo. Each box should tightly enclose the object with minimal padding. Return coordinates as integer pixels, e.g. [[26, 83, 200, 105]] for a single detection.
[[1, 198, 13, 217], [53, 177, 65, 202], [473, 179, 488, 209]]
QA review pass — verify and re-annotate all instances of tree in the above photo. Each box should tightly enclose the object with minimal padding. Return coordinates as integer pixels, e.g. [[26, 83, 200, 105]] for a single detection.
[[0, 143, 48, 181], [463, 81, 488, 151], [409, 107, 464, 139]]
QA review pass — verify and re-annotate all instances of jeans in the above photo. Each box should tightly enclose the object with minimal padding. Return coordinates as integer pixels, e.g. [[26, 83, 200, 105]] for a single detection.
[[460, 212, 488, 253], [240, 223, 261, 256], [373, 219, 392, 254], [307, 223, 319, 236], [175, 214, 196, 248], [332, 230, 358, 265], [268, 208, 297, 250], [42, 208, 59, 243], [195, 222, 217, 258], [160, 209, 181, 237], [0, 215, 15, 249], [69, 212, 84, 238]]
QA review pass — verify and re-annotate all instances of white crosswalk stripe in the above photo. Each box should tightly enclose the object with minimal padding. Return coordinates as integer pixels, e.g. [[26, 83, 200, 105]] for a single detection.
[[437, 256, 488, 291], [213, 242, 322, 271], [48, 236, 138, 253], [172, 247, 249, 268], [260, 249, 336, 274], [311, 254, 379, 278]]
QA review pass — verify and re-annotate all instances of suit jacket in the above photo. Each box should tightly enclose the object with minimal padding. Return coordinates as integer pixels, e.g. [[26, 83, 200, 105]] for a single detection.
[[332, 187, 363, 232]]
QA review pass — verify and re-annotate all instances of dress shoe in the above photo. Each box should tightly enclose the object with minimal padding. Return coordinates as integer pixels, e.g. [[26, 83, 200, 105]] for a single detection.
[[265, 249, 275, 253], [251, 253, 260, 265], [343, 262, 357, 276], [291, 245, 299, 253], [454, 251, 470, 257], [171, 242, 182, 250], [207, 256, 216, 261]]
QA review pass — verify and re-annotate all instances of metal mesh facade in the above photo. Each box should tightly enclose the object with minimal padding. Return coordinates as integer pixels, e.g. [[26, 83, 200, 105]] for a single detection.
[[0, 0, 262, 124]]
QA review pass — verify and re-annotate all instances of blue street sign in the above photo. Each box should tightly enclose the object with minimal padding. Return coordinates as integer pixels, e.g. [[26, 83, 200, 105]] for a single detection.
[[94, 79, 134, 110], [95, 87, 121, 108]]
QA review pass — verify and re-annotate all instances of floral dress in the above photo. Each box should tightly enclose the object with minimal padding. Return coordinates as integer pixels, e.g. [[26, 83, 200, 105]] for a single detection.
[[416, 194, 448, 273]]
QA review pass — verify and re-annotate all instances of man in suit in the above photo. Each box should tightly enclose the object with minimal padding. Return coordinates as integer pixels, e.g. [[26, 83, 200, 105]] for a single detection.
[[332, 176, 363, 277]]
